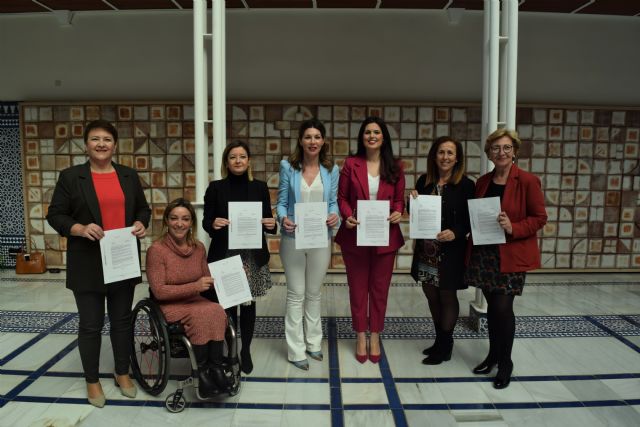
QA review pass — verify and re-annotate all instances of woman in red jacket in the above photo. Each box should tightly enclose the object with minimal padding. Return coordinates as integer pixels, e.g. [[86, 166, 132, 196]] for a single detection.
[[335, 116, 405, 364], [466, 128, 547, 389]]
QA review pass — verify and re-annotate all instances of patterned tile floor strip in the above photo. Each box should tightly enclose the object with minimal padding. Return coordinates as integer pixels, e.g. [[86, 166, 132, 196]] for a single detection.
[[2, 311, 639, 339], [1, 277, 636, 287]]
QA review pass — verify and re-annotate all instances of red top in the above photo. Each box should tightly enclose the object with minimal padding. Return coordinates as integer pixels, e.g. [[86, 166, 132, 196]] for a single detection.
[[92, 171, 125, 231]]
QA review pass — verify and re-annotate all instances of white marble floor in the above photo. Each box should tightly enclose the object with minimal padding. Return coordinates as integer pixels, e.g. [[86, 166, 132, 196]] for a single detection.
[[1, 270, 639, 427]]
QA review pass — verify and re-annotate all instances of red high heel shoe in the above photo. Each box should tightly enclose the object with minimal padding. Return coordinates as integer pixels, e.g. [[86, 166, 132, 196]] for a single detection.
[[368, 353, 380, 364], [356, 353, 367, 364]]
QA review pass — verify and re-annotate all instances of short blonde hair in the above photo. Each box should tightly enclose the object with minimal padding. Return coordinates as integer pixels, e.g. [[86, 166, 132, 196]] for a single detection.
[[484, 128, 521, 157]]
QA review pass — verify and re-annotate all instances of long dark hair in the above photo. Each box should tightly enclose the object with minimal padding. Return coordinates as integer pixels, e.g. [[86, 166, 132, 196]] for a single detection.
[[289, 118, 334, 170], [354, 116, 400, 184]]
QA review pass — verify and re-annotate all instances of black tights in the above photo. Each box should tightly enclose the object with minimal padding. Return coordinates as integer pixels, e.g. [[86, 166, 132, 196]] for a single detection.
[[482, 289, 515, 366], [226, 301, 256, 355], [422, 283, 459, 336]]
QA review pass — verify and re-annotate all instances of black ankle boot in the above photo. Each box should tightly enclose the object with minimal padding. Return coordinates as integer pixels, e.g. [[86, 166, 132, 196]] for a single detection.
[[493, 361, 513, 389], [422, 333, 452, 365], [209, 362, 233, 389], [422, 325, 441, 356], [240, 348, 253, 374], [192, 344, 217, 398], [472, 354, 497, 375]]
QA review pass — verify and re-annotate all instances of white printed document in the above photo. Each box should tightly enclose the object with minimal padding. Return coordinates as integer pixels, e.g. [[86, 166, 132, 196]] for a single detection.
[[356, 200, 390, 247], [468, 197, 506, 245], [295, 202, 329, 249], [228, 201, 262, 249], [99, 226, 141, 284], [409, 195, 441, 239], [208, 255, 253, 309]]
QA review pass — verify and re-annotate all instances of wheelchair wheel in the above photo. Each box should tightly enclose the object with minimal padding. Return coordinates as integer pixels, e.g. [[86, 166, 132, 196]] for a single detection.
[[165, 391, 186, 413], [130, 299, 170, 396], [228, 371, 241, 396]]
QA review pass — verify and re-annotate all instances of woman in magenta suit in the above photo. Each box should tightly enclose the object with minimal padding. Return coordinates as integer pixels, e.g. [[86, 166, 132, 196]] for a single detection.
[[335, 116, 405, 363], [466, 128, 547, 389]]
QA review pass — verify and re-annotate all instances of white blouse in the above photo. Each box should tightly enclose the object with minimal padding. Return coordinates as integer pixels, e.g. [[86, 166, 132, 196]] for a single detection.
[[300, 172, 324, 203], [368, 173, 380, 200]]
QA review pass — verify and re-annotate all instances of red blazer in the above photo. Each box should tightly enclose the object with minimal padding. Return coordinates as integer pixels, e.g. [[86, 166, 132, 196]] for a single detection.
[[335, 156, 405, 255], [472, 164, 547, 273]]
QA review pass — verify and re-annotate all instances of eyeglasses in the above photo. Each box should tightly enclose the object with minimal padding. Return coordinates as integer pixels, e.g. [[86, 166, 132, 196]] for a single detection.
[[490, 145, 513, 154]]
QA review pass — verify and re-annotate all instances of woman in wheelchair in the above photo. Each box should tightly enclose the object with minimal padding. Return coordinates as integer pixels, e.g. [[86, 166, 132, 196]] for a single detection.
[[145, 198, 232, 397]]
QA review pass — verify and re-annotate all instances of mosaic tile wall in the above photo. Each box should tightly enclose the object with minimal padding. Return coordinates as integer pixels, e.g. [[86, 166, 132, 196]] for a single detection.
[[0, 102, 26, 268], [20, 103, 640, 271]]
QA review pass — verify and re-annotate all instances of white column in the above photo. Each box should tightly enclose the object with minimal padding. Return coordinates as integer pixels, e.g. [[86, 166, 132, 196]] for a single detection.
[[193, 0, 209, 243], [212, 0, 226, 181], [472, 0, 519, 320], [505, 0, 519, 129]]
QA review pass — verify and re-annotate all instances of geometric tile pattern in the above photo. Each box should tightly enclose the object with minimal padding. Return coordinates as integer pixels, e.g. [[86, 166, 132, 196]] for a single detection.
[[1, 311, 639, 339], [0, 102, 25, 268], [19, 103, 640, 271]]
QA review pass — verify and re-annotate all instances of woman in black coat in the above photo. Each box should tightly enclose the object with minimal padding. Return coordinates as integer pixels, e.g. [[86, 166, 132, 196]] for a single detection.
[[47, 120, 150, 407], [409, 136, 475, 365], [202, 140, 277, 374]]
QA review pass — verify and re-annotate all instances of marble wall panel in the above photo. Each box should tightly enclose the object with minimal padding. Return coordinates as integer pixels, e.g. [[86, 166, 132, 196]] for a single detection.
[[18, 103, 640, 271]]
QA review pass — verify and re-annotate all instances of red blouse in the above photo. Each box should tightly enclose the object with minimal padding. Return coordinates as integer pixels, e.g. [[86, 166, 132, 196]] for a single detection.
[[92, 171, 125, 231]]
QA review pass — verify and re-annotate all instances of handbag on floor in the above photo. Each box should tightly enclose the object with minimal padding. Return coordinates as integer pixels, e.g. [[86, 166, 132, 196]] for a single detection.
[[15, 238, 47, 274]]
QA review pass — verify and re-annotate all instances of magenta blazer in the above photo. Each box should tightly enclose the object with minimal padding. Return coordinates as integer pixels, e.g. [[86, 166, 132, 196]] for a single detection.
[[335, 156, 405, 255]]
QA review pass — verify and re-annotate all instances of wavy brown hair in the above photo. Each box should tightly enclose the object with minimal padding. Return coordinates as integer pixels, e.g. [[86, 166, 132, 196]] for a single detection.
[[288, 118, 334, 170], [424, 136, 466, 187]]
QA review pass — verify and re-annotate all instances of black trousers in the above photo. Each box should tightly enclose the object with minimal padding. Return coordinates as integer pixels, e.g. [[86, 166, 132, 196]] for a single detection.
[[73, 282, 135, 383]]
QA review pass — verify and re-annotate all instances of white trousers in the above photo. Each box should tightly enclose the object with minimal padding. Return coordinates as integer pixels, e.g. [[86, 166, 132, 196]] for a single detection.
[[280, 235, 331, 362]]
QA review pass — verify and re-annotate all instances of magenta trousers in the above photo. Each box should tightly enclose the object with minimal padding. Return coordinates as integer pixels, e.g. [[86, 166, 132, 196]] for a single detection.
[[342, 248, 397, 333]]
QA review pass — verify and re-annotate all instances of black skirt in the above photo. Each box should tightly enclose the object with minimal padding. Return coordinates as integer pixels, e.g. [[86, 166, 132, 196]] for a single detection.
[[465, 245, 526, 296]]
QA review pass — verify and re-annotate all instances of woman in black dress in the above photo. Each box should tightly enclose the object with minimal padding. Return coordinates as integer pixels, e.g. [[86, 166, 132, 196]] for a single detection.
[[410, 136, 475, 365], [202, 140, 277, 374]]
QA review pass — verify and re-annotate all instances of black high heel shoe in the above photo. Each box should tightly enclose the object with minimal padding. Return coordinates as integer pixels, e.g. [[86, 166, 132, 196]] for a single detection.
[[472, 357, 497, 375], [493, 362, 513, 389]]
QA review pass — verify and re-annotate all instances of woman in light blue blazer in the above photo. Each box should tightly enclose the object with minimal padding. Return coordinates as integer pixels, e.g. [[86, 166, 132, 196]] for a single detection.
[[277, 118, 340, 370]]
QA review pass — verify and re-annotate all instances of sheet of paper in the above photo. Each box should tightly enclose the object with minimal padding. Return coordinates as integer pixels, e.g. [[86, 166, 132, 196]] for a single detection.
[[356, 199, 390, 247], [228, 201, 262, 249], [99, 226, 141, 284], [208, 255, 253, 309], [409, 195, 441, 239], [295, 202, 329, 249], [468, 197, 506, 245]]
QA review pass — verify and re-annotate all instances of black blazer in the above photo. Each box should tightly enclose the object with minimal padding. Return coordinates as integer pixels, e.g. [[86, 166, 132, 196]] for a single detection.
[[409, 174, 475, 289], [46, 162, 151, 292], [202, 177, 277, 266]]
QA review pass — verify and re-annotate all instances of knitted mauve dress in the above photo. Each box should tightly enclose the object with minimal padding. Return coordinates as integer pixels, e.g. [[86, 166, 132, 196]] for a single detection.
[[145, 236, 227, 344]]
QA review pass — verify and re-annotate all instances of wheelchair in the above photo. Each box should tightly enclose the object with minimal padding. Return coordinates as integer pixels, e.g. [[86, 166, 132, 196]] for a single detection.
[[130, 297, 241, 413]]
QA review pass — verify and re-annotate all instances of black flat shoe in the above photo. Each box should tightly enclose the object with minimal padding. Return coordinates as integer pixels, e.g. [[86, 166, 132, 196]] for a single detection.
[[493, 362, 513, 389], [472, 357, 497, 375]]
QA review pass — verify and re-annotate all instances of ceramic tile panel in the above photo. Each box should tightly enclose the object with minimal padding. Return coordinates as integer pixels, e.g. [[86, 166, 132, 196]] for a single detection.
[[17, 103, 640, 271]]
